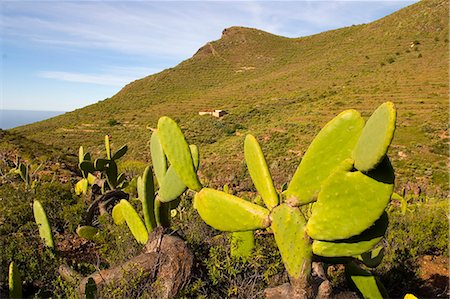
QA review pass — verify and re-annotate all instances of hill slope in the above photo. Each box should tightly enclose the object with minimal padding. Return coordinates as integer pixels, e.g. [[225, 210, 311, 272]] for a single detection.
[[14, 0, 449, 195]]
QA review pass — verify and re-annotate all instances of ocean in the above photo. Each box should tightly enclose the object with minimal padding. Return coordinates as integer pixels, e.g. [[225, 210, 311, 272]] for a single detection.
[[0, 110, 66, 130]]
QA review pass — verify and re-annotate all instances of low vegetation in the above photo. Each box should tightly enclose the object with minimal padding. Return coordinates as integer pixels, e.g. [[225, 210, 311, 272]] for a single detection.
[[1, 103, 448, 298]]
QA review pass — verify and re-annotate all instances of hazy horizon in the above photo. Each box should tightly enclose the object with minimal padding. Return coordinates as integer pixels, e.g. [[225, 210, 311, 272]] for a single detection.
[[0, 109, 66, 130]]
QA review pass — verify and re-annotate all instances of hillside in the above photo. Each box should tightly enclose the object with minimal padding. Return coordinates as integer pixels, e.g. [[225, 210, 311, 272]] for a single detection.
[[13, 0, 449, 196]]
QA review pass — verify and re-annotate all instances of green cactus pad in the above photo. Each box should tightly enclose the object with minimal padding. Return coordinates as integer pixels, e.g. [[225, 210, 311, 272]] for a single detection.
[[231, 231, 255, 260], [155, 198, 171, 227], [75, 178, 88, 195], [112, 145, 128, 160], [271, 204, 312, 278], [157, 117, 202, 191], [76, 226, 99, 240], [312, 212, 388, 257], [104, 135, 112, 159], [244, 134, 278, 210], [286, 109, 364, 205], [346, 262, 388, 299], [9, 262, 22, 299], [79, 161, 95, 174], [33, 200, 54, 248], [94, 158, 109, 171], [358, 246, 385, 268], [105, 160, 118, 188], [119, 199, 149, 244], [353, 102, 396, 172], [117, 173, 126, 187], [306, 159, 393, 241], [138, 166, 156, 231], [112, 203, 125, 225], [150, 131, 167, 186], [78, 146, 84, 163], [159, 144, 199, 203], [194, 188, 271, 232]]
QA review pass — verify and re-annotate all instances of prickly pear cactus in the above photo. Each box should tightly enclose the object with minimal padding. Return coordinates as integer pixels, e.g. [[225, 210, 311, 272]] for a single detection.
[[137, 166, 157, 231], [194, 188, 271, 231], [191, 102, 396, 297], [150, 131, 167, 186], [157, 117, 202, 191], [33, 200, 54, 248], [271, 204, 311, 279], [353, 102, 396, 172], [244, 134, 278, 210], [311, 212, 388, 257], [286, 109, 364, 206], [9, 262, 22, 299], [306, 158, 393, 240], [345, 262, 388, 298], [114, 200, 149, 244]]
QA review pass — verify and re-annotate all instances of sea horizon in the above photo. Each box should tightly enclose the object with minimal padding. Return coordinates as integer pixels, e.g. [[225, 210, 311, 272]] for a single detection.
[[0, 109, 66, 130]]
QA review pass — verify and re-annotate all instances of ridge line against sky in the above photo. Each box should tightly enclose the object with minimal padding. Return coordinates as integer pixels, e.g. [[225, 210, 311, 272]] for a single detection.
[[2, 0, 416, 112]]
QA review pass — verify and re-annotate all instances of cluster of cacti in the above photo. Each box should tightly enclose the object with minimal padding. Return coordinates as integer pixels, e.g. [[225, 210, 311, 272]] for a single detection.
[[110, 117, 201, 244], [76, 135, 128, 195], [157, 102, 396, 298]]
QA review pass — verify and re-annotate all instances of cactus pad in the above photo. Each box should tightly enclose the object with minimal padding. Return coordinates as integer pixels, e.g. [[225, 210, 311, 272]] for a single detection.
[[9, 262, 22, 299], [94, 158, 108, 171], [271, 204, 311, 278], [33, 200, 54, 248], [150, 131, 167, 186], [137, 166, 156, 231], [112, 202, 125, 225], [353, 102, 396, 172], [112, 145, 128, 160], [357, 246, 385, 268], [231, 231, 255, 260], [194, 188, 271, 231], [159, 144, 199, 202], [105, 160, 118, 188], [157, 117, 202, 191], [286, 110, 364, 205], [306, 159, 393, 241], [76, 226, 99, 240], [312, 212, 388, 257], [119, 199, 149, 244], [346, 262, 388, 298], [244, 134, 278, 210], [104, 135, 111, 159]]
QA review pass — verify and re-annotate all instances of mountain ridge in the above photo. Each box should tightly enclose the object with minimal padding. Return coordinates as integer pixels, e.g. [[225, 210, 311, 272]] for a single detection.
[[13, 0, 449, 195]]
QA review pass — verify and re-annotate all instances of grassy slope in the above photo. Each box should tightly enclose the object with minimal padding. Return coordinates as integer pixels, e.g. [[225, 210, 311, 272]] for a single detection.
[[13, 0, 449, 195]]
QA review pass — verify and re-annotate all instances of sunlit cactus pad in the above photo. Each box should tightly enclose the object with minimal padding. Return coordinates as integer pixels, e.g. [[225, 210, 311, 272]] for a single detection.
[[312, 212, 388, 257], [306, 160, 393, 241], [285, 109, 364, 205], [353, 102, 396, 172], [194, 188, 270, 231], [244, 134, 278, 210], [271, 204, 311, 278], [157, 116, 202, 191], [159, 144, 199, 202]]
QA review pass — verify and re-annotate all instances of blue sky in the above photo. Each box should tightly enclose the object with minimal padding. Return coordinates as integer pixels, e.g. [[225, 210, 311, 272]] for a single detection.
[[2, 1, 416, 112]]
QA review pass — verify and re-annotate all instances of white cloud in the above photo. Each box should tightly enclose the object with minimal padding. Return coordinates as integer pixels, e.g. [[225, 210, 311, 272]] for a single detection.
[[38, 66, 162, 86], [3, 1, 417, 60]]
